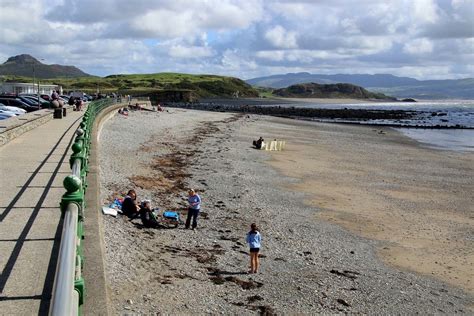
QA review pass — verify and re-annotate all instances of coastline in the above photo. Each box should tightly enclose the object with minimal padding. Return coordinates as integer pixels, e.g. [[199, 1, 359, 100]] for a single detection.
[[98, 108, 472, 314], [268, 97, 387, 104]]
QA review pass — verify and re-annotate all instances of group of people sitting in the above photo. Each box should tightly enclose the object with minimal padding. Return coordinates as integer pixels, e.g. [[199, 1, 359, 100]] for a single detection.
[[121, 188, 202, 230], [121, 189, 160, 228], [120, 189, 261, 273], [253, 136, 265, 149]]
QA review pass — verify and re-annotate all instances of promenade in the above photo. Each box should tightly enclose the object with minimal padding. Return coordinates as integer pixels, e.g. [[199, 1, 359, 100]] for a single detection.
[[0, 110, 83, 315]]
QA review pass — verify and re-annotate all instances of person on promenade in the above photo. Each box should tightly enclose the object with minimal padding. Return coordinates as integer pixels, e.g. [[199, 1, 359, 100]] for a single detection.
[[140, 200, 159, 228], [75, 98, 83, 111], [246, 223, 262, 274], [51, 90, 59, 101], [68, 96, 75, 106], [185, 189, 201, 230], [122, 189, 140, 218]]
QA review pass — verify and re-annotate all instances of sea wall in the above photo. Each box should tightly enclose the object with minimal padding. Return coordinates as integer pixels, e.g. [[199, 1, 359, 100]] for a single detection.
[[165, 102, 416, 120]]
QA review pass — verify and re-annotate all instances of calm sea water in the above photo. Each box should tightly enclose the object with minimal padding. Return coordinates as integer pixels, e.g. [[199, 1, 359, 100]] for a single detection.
[[396, 128, 474, 152], [296, 99, 474, 152]]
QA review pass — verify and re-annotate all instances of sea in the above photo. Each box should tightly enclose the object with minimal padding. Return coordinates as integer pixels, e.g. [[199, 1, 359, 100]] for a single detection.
[[291, 99, 474, 153]]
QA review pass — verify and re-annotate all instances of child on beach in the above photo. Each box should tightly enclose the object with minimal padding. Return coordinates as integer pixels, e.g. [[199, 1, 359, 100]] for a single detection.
[[246, 223, 262, 274], [140, 200, 159, 228], [185, 189, 201, 230]]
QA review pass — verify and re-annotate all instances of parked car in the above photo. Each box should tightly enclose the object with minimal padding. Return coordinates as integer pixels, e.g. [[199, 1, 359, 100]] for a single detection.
[[0, 103, 27, 115], [0, 98, 38, 112], [1, 95, 46, 109], [60, 95, 70, 102], [21, 96, 51, 108], [0, 109, 17, 117], [0, 113, 13, 120]]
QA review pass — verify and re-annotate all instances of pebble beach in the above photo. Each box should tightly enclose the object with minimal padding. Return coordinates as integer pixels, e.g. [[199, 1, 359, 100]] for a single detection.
[[98, 108, 473, 314]]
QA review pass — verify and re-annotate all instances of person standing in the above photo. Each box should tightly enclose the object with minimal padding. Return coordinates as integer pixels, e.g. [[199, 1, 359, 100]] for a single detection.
[[51, 90, 59, 101], [246, 223, 262, 274], [185, 189, 201, 230]]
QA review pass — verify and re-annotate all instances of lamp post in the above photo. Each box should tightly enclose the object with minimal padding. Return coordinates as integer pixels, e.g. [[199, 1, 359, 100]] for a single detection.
[[32, 59, 44, 109], [37, 80, 40, 109], [32, 64, 40, 109]]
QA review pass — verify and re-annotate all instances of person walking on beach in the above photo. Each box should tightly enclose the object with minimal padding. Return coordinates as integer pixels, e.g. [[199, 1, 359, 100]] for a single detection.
[[246, 223, 261, 274], [185, 189, 201, 230]]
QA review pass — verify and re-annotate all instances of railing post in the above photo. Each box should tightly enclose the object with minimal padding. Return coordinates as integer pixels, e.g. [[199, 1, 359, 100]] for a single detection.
[[70, 140, 85, 171], [60, 175, 83, 213]]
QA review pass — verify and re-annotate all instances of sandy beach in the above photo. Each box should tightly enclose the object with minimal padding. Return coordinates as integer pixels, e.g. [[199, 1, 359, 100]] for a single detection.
[[265, 119, 474, 294], [98, 108, 473, 314]]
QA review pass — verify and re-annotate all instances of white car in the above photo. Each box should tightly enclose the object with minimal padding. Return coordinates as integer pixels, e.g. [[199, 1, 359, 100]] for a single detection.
[[0, 104, 27, 115], [0, 110, 17, 119]]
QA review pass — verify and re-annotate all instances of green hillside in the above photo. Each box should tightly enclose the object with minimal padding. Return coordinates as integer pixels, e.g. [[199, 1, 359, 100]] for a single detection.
[[1, 72, 259, 98]]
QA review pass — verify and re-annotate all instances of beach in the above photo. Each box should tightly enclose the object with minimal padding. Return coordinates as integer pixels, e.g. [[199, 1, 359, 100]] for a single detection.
[[98, 108, 473, 314]]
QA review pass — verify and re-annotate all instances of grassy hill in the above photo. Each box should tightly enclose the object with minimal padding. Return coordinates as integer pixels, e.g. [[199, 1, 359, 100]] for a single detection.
[[1, 72, 259, 98], [0, 54, 91, 78], [273, 82, 395, 100]]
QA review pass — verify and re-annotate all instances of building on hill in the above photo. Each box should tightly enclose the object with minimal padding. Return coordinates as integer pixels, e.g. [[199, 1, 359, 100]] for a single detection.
[[0, 82, 61, 95]]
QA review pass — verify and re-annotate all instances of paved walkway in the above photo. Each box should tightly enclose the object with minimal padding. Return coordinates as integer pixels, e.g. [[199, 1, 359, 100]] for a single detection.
[[0, 110, 83, 315]]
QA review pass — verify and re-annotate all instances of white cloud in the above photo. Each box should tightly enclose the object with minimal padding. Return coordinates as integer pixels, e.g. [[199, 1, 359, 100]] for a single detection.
[[264, 25, 298, 49], [221, 49, 258, 71], [403, 38, 434, 55], [168, 45, 215, 59], [412, 0, 440, 24], [256, 50, 285, 61]]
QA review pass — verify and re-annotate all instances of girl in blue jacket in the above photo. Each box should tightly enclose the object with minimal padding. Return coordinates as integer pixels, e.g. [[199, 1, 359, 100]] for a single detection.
[[246, 223, 262, 274]]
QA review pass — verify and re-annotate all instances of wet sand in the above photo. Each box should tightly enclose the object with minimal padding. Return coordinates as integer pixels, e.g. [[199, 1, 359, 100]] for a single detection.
[[264, 119, 474, 294]]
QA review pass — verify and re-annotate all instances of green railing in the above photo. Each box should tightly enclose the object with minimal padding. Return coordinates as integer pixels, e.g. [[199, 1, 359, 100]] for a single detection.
[[50, 99, 116, 316]]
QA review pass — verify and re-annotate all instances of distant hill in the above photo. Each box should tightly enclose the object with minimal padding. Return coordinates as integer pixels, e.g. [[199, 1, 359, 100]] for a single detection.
[[0, 54, 91, 78], [273, 83, 394, 100], [34, 72, 259, 98], [247, 73, 474, 99]]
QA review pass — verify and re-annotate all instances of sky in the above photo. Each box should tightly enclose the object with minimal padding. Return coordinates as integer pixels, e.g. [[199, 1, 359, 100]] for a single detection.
[[0, 0, 473, 79]]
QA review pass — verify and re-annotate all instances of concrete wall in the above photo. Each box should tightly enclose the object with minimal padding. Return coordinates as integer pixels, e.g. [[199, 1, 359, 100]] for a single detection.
[[82, 103, 128, 316], [0, 109, 54, 147]]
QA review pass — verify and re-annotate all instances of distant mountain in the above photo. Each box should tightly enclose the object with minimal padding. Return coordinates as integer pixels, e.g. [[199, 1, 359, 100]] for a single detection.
[[273, 83, 394, 100], [247, 73, 474, 99], [0, 54, 91, 78]]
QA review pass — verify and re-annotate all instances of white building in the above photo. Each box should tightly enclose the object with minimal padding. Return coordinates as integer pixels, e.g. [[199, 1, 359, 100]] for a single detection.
[[0, 82, 62, 95]]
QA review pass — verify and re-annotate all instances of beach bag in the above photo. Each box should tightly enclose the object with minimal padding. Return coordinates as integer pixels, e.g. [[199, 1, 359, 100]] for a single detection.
[[163, 211, 179, 220]]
